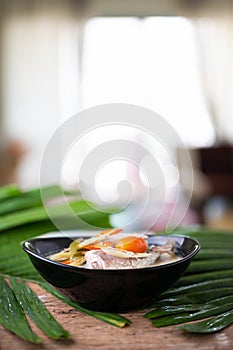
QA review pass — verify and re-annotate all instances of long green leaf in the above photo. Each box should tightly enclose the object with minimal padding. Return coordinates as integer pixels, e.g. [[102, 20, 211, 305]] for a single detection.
[[145, 295, 233, 319], [145, 228, 233, 333], [178, 310, 233, 334], [161, 278, 233, 297], [10, 278, 70, 339], [175, 269, 233, 287], [151, 303, 233, 327], [0, 185, 63, 215], [40, 282, 131, 328], [0, 200, 111, 232], [0, 276, 41, 343], [196, 249, 233, 260], [187, 259, 233, 274], [0, 184, 21, 201], [149, 288, 233, 308]]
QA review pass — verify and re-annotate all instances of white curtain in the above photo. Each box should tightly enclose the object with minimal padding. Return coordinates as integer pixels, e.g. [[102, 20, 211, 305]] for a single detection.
[[191, 1, 233, 144], [0, 0, 85, 186], [1, 0, 233, 189]]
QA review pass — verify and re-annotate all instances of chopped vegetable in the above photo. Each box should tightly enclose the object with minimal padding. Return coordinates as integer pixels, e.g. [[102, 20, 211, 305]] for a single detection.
[[49, 229, 179, 269], [85, 241, 113, 250], [115, 236, 147, 253], [78, 228, 123, 248]]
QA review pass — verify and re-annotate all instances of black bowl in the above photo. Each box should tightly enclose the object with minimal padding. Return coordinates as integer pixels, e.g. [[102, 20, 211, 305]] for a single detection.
[[22, 234, 200, 312]]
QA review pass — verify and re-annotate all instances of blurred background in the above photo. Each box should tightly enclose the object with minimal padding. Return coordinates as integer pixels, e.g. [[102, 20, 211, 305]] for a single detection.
[[0, 0, 233, 230]]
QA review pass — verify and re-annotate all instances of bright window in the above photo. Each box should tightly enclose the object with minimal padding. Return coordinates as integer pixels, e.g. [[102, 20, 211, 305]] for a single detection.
[[82, 16, 215, 147], [61, 16, 216, 208], [3, 15, 216, 190]]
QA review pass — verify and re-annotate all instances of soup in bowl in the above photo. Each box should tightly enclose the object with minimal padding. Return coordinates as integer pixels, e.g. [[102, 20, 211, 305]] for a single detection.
[[23, 230, 200, 312]]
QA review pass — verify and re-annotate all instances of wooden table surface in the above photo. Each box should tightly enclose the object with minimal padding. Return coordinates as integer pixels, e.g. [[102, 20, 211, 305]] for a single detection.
[[1, 283, 232, 350]]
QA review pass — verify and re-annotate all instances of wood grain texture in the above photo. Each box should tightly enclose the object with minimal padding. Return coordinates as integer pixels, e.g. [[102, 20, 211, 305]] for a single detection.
[[0, 283, 232, 350]]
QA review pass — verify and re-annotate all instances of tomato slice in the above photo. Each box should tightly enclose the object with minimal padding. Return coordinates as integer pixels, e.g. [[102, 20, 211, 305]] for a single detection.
[[115, 236, 147, 253]]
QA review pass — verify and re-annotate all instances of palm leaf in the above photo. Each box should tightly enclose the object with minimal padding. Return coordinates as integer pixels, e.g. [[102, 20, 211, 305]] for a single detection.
[[0, 276, 41, 343], [10, 277, 70, 340], [0, 184, 130, 343], [145, 228, 233, 333], [0, 184, 21, 200], [40, 282, 131, 328], [0, 185, 63, 215], [1, 184, 233, 340]]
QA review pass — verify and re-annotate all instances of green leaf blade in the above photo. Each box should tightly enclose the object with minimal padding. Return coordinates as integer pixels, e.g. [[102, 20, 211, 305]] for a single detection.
[[0, 184, 21, 201], [10, 278, 70, 340], [145, 228, 233, 333], [187, 259, 233, 274], [40, 282, 131, 328], [0, 185, 64, 215], [0, 276, 41, 343], [174, 269, 233, 287], [161, 278, 233, 297], [151, 303, 233, 327], [178, 310, 233, 334]]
